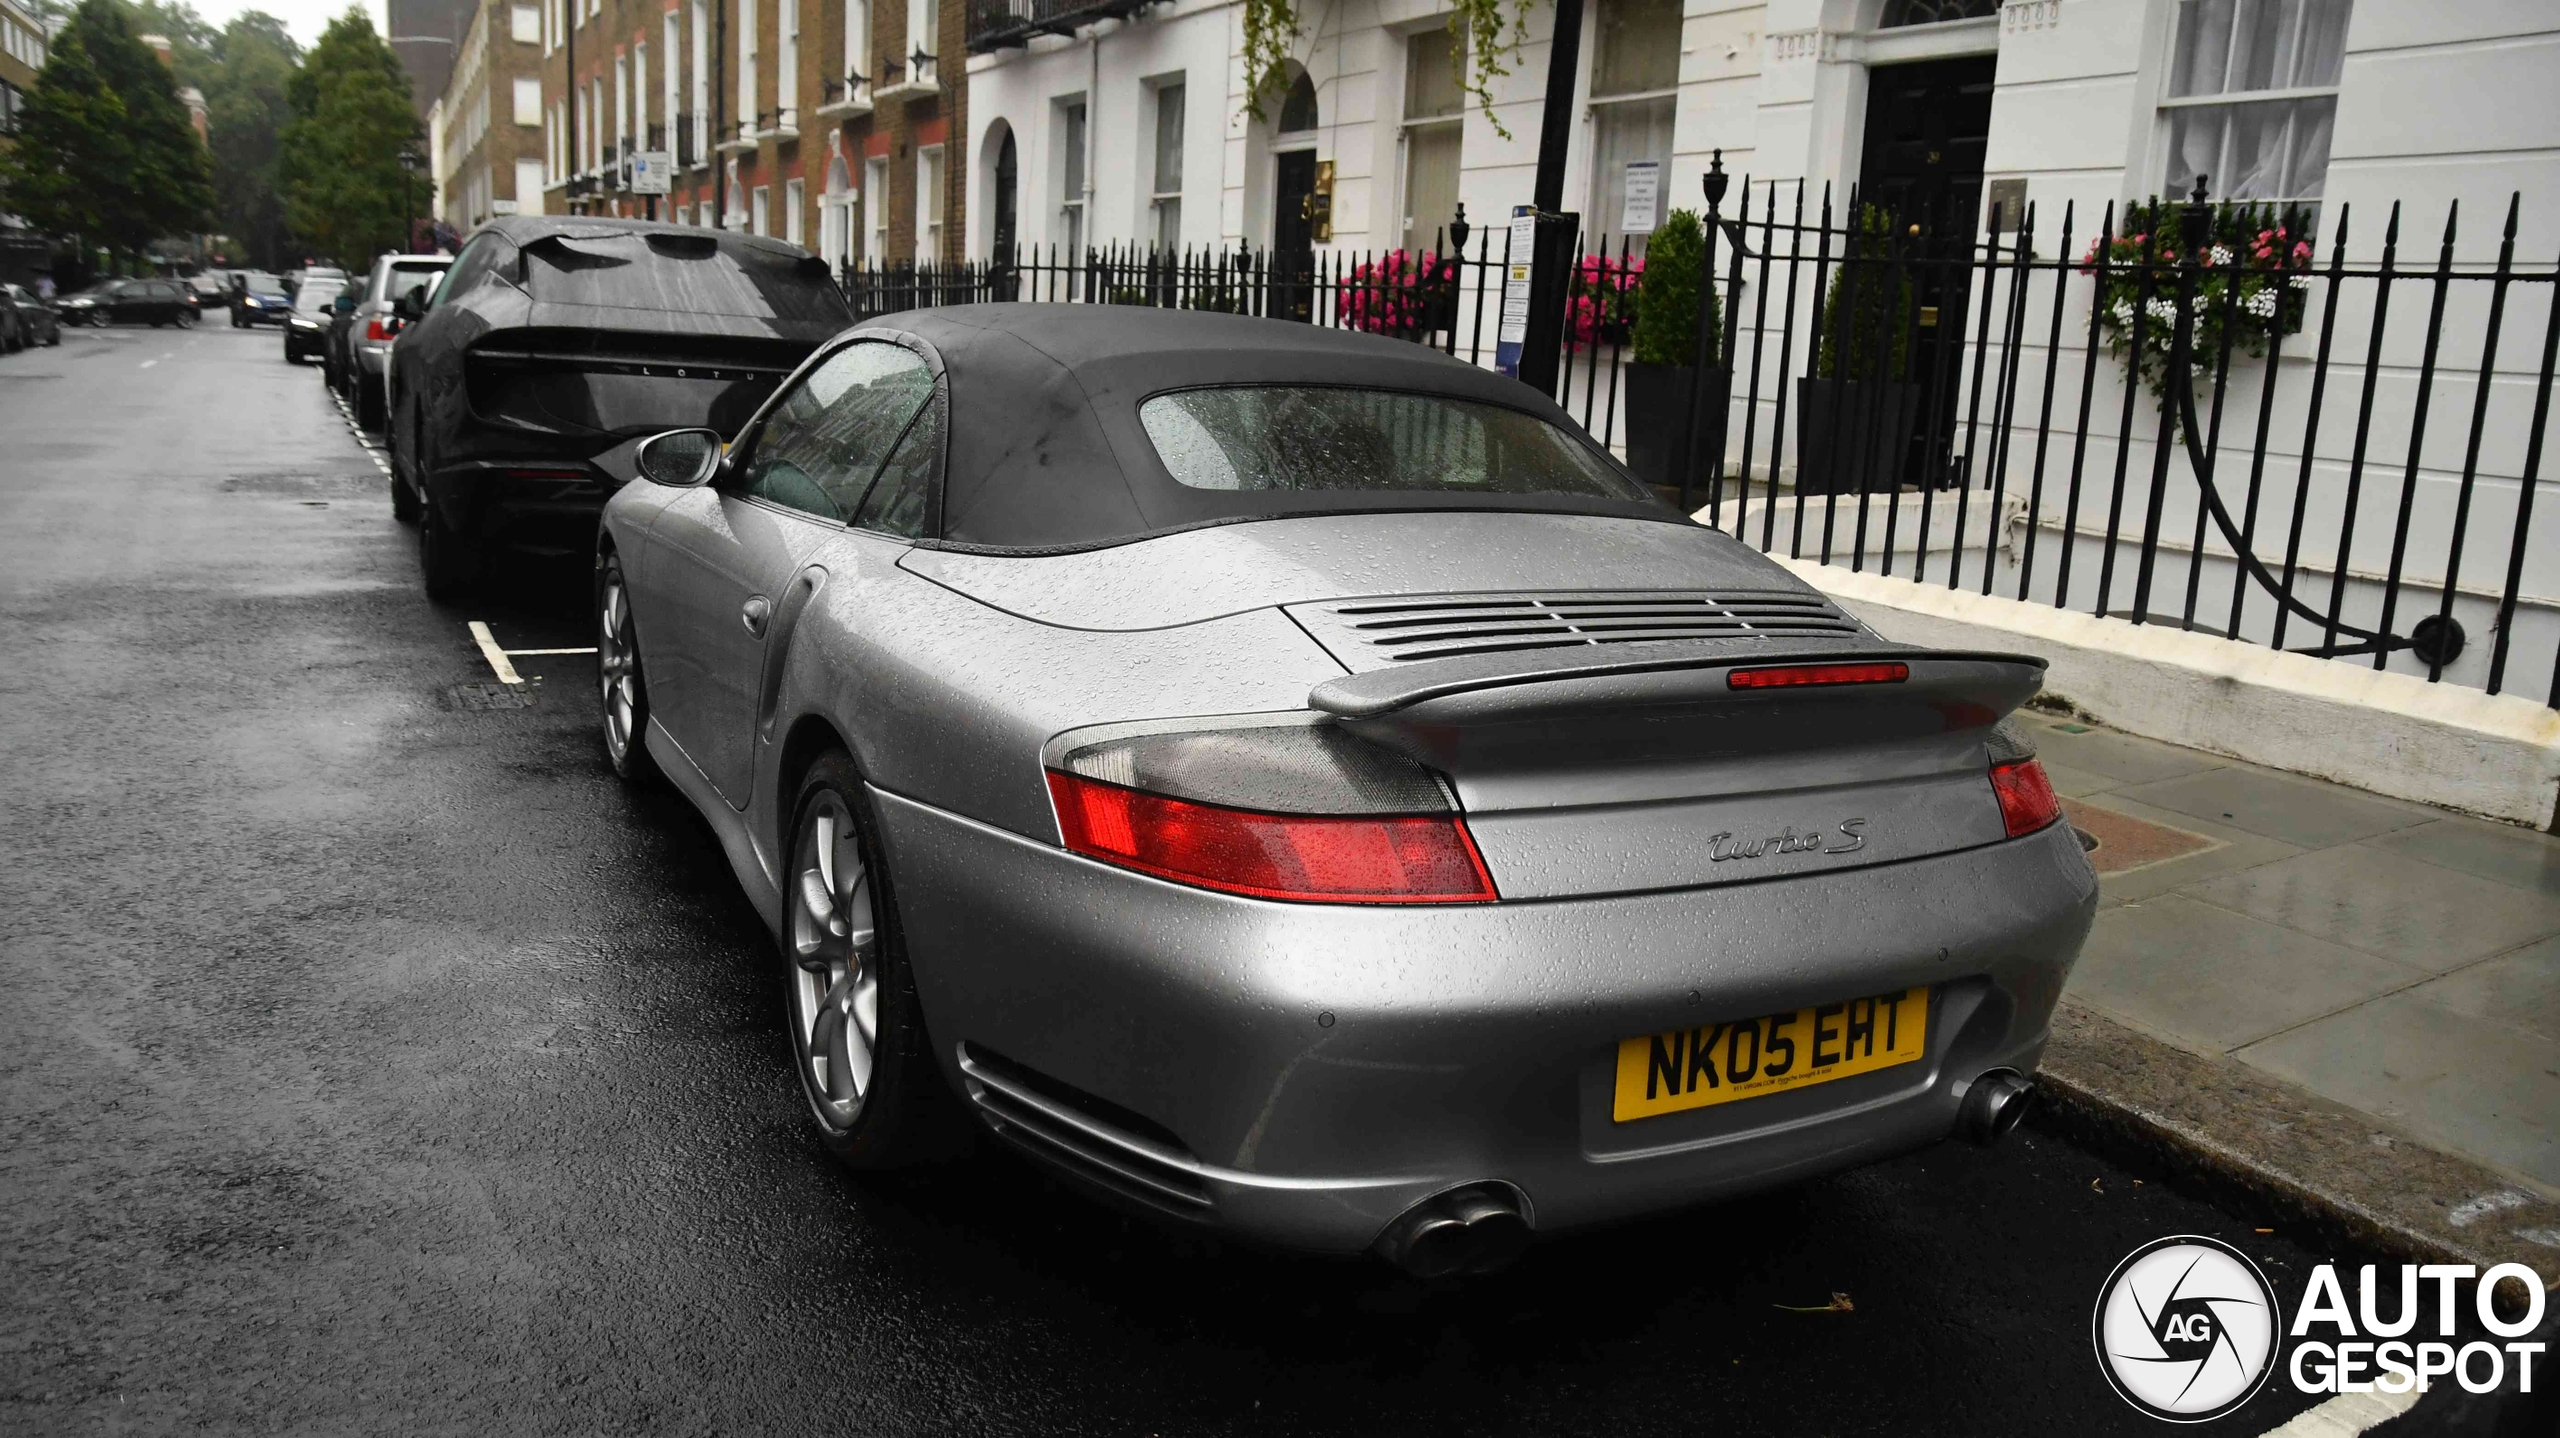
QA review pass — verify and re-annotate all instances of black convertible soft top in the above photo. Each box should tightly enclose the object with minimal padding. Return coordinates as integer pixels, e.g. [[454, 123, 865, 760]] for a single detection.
[[868, 305, 1675, 551]]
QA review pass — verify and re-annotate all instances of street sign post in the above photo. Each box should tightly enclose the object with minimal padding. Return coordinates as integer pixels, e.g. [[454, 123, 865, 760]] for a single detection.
[[629, 151, 673, 195]]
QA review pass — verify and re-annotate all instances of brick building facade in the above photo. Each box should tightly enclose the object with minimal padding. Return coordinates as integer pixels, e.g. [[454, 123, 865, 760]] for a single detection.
[[538, 0, 964, 268], [437, 0, 549, 229]]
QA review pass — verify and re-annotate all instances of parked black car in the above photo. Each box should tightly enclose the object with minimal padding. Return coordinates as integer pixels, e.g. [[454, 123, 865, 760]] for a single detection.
[[1, 284, 62, 349], [57, 278, 200, 328], [386, 216, 852, 599], [283, 277, 345, 363], [230, 273, 290, 327], [322, 275, 366, 394]]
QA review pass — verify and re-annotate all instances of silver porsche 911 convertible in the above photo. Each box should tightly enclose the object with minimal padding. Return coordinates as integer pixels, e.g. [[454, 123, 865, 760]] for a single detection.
[[595, 304, 2095, 1276]]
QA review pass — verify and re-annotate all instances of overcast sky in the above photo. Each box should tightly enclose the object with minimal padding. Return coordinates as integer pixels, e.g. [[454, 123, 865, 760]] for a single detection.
[[191, 0, 388, 50]]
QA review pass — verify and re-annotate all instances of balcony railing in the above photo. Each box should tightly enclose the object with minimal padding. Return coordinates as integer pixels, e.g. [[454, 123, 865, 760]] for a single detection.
[[817, 74, 874, 117], [875, 50, 939, 98], [966, 0, 1151, 53]]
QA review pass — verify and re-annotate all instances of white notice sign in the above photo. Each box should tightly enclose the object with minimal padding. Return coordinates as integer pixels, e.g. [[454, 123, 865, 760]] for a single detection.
[[629, 150, 673, 195], [1621, 160, 1662, 234], [1498, 207, 1538, 346]]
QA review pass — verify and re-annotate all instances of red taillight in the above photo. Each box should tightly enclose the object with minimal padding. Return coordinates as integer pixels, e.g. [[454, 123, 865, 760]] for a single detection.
[[1046, 771, 1498, 904], [366, 317, 397, 341], [1990, 758, 2062, 837], [1727, 661, 1911, 690]]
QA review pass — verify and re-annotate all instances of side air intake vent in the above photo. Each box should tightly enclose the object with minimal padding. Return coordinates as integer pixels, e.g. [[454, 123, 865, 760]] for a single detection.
[[1287, 590, 1864, 668], [957, 1044, 1214, 1218]]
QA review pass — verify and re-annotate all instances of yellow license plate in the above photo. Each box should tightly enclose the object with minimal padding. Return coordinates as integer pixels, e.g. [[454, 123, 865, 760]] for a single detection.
[[1612, 987, 1930, 1123]]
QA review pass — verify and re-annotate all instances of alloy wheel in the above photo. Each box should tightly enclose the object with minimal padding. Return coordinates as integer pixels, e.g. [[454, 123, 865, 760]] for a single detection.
[[789, 793, 879, 1129], [597, 572, 641, 763]]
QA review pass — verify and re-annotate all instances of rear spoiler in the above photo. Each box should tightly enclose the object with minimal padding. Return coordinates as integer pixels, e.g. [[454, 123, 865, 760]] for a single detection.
[[1309, 642, 2047, 722], [1311, 642, 2048, 773]]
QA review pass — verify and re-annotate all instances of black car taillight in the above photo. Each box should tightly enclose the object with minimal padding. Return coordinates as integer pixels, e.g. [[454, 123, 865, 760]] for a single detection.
[[1984, 719, 2062, 837], [1045, 721, 1496, 904]]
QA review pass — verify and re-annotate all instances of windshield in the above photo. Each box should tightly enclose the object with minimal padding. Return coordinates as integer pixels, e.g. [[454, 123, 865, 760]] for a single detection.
[[294, 283, 344, 315], [1140, 387, 1650, 502]]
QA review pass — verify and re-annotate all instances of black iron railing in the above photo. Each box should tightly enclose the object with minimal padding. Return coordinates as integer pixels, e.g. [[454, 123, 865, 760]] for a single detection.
[[840, 175, 2560, 703], [966, 0, 1150, 52]]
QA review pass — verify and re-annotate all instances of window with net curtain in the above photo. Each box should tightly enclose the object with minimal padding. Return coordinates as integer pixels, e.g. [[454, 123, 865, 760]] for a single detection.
[[1153, 80, 1185, 252], [1402, 31, 1464, 250], [1589, 0, 1680, 256], [2161, 0, 2351, 206]]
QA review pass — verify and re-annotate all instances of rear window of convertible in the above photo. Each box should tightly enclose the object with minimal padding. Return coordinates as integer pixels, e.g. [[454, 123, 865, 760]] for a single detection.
[[1138, 386, 1649, 502]]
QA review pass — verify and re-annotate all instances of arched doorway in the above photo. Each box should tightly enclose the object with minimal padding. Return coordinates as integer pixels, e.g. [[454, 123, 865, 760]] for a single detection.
[[993, 129, 1018, 261], [1256, 64, 1319, 319], [820, 132, 856, 275]]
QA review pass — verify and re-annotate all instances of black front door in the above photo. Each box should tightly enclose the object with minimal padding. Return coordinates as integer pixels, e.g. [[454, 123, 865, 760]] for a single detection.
[[1272, 150, 1317, 320], [1857, 55, 1996, 488], [993, 131, 1018, 259]]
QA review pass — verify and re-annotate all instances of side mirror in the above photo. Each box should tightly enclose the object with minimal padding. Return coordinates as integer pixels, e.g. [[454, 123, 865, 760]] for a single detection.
[[635, 428, 723, 487]]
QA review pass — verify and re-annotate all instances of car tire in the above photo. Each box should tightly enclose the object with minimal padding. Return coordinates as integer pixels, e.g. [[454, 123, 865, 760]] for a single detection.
[[176, 309, 197, 328], [44, 328, 59, 347], [784, 751, 968, 1171], [230, 312, 243, 328], [358, 377, 386, 431], [594, 551, 657, 783], [418, 499, 480, 602]]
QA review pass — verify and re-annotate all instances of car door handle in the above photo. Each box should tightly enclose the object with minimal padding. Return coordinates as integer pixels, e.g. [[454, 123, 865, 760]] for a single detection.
[[741, 595, 771, 637]]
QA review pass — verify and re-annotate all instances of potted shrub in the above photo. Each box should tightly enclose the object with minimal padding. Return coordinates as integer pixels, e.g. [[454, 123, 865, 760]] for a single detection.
[[1795, 205, 1919, 495], [1619, 210, 1728, 491]]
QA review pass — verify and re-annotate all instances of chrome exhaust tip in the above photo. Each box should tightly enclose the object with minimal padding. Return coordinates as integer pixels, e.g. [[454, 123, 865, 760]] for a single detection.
[[1960, 1068, 2034, 1146], [1374, 1184, 1532, 1278]]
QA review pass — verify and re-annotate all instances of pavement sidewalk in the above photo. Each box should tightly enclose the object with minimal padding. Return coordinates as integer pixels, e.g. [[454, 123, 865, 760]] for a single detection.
[[2014, 710, 2560, 1273]]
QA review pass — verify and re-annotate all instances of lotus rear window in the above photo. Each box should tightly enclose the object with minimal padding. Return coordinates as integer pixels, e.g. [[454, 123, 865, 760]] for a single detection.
[[1139, 387, 1648, 502], [524, 233, 851, 325]]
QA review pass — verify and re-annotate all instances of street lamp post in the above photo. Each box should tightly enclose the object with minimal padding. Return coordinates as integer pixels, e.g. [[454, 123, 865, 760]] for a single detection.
[[398, 149, 424, 253]]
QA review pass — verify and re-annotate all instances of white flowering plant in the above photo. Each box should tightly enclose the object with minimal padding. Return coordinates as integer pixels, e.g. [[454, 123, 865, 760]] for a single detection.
[[2080, 199, 2316, 410]]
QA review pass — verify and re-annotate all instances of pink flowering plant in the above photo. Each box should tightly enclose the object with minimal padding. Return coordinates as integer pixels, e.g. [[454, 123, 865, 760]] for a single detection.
[[2081, 199, 2315, 402], [1565, 252, 1642, 351], [1335, 248, 1461, 337]]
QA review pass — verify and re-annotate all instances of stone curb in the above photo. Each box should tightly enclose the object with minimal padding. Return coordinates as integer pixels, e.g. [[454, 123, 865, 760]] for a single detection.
[[2031, 1001, 2560, 1288]]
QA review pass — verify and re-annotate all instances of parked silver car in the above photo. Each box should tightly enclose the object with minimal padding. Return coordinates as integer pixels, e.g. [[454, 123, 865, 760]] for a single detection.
[[593, 306, 2095, 1276], [343, 252, 452, 429]]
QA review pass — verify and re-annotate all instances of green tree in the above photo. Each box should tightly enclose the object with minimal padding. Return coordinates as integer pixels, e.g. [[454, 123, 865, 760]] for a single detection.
[[203, 12, 301, 267], [277, 8, 420, 267], [0, 0, 216, 269]]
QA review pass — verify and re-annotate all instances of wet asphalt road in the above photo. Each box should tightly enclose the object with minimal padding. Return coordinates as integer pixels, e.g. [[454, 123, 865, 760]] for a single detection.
[[0, 320, 2368, 1435]]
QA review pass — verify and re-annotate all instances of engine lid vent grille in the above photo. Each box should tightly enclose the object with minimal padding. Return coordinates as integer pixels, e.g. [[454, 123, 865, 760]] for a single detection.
[[1287, 590, 1864, 668]]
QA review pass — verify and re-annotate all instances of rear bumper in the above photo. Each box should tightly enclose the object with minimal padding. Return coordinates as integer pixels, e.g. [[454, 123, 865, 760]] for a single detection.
[[873, 788, 2097, 1254], [426, 458, 618, 556]]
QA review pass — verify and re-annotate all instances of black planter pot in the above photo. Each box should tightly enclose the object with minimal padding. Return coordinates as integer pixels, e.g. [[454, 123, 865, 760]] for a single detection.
[[1795, 378, 1921, 495], [1622, 363, 1732, 492]]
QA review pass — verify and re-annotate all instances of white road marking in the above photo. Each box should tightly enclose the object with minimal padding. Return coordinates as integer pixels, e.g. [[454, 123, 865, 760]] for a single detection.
[[468, 623, 525, 686], [138, 359, 156, 369], [2254, 1388, 2423, 1436], [504, 647, 598, 656]]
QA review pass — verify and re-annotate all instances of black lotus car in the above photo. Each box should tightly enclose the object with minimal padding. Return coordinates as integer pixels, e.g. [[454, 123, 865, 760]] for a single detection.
[[385, 216, 853, 599]]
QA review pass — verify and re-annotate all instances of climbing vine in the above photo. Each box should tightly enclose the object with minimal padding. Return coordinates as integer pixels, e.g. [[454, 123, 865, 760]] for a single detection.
[[1241, 0, 1535, 138]]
